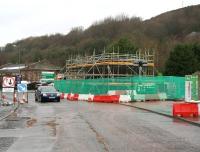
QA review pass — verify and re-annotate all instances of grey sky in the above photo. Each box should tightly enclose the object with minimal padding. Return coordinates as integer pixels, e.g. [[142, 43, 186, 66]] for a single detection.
[[0, 0, 200, 46]]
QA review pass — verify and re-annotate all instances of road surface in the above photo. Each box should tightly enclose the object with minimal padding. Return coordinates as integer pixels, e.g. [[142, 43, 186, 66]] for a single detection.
[[0, 97, 200, 152]]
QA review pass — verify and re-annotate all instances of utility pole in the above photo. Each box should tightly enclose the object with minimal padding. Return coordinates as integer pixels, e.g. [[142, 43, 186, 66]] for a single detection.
[[18, 46, 21, 75], [12, 44, 21, 75]]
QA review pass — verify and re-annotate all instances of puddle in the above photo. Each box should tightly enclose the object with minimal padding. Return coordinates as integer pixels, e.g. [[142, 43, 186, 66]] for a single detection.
[[45, 120, 59, 136], [26, 118, 37, 128]]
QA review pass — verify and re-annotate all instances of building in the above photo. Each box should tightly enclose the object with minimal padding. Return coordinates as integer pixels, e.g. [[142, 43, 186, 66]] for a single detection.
[[0, 60, 61, 84], [21, 60, 61, 82]]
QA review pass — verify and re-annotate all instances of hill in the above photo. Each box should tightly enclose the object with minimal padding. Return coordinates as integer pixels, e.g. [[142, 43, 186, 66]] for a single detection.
[[1, 5, 200, 72]]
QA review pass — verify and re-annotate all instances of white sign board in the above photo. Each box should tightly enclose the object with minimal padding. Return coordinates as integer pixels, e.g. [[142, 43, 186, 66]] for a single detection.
[[2, 87, 14, 93], [185, 81, 192, 102], [57, 74, 64, 79], [17, 83, 27, 93], [2, 77, 15, 88]]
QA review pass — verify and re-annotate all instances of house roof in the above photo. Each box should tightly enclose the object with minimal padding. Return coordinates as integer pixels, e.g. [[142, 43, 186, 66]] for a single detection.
[[0, 60, 61, 73], [0, 63, 26, 73], [26, 60, 61, 71]]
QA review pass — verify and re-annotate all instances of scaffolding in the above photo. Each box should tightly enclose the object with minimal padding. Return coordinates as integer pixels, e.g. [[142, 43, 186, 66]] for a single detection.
[[65, 50, 155, 79]]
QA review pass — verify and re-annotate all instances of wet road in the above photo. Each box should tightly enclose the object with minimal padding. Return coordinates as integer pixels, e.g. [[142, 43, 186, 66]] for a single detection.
[[1, 98, 200, 152], [0, 106, 13, 119]]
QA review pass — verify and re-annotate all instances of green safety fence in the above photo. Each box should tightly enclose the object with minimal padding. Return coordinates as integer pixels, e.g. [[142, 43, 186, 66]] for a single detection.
[[54, 76, 185, 100]]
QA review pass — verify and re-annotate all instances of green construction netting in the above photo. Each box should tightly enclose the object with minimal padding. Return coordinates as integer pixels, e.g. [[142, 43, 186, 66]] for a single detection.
[[54, 76, 185, 100]]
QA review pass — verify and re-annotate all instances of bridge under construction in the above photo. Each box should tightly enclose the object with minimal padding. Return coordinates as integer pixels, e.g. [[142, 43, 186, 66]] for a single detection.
[[64, 50, 155, 79]]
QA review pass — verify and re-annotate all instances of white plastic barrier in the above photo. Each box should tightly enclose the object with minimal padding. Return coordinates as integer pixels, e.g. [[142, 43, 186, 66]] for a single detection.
[[198, 104, 200, 114], [78, 94, 90, 101], [88, 94, 94, 101], [119, 95, 131, 103], [64, 93, 69, 99]]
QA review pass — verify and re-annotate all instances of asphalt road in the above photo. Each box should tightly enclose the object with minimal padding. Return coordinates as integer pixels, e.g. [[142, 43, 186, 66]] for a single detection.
[[0, 95, 200, 152]]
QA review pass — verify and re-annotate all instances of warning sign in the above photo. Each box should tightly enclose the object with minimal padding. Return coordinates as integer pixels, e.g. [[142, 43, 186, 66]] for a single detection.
[[2, 77, 16, 88]]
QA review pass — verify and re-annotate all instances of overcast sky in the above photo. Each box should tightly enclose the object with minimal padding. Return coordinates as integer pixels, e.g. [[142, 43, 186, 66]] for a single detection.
[[0, 0, 200, 46]]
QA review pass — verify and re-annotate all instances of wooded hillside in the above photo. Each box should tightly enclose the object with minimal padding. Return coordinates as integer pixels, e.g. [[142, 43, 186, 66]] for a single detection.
[[1, 5, 200, 73]]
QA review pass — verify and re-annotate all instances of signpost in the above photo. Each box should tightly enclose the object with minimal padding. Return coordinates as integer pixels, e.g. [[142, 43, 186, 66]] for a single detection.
[[16, 75, 22, 84], [17, 83, 27, 93], [1, 76, 16, 104], [17, 83, 28, 103]]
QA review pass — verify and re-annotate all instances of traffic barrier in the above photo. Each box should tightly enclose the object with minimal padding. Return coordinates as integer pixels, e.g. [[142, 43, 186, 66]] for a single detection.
[[2, 94, 6, 100], [72, 94, 79, 101], [67, 93, 79, 101], [119, 95, 131, 103], [93, 95, 120, 103], [13, 92, 17, 103], [19, 93, 27, 104], [88, 94, 94, 102], [78, 94, 90, 101], [67, 93, 71, 100], [59, 93, 71, 100], [173, 102, 199, 117], [59, 92, 133, 103], [64, 93, 68, 99], [23, 93, 27, 103], [60, 93, 65, 99], [1, 94, 13, 105], [198, 104, 200, 115]]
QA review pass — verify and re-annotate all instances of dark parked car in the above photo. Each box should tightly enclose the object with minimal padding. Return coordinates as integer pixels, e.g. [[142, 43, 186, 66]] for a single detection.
[[35, 86, 60, 102]]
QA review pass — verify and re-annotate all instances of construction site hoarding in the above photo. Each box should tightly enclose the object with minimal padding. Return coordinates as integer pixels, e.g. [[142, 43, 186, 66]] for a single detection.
[[54, 76, 185, 101]]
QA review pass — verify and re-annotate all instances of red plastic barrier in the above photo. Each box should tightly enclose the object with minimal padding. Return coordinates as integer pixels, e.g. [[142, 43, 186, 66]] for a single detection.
[[14, 93, 17, 103], [60, 93, 65, 99], [67, 93, 71, 100], [173, 103, 199, 117], [67, 93, 79, 101], [93, 95, 120, 103], [72, 94, 79, 101]]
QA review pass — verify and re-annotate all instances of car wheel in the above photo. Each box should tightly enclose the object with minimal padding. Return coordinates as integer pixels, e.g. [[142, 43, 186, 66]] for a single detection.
[[35, 95, 38, 101], [39, 96, 42, 102], [40, 98, 43, 103], [57, 99, 60, 102]]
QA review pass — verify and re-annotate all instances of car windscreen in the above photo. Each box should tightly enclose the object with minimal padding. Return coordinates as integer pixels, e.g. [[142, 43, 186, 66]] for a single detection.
[[40, 87, 57, 92]]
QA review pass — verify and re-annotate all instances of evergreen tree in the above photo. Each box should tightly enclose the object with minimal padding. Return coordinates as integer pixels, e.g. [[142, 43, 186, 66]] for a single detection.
[[165, 44, 199, 76]]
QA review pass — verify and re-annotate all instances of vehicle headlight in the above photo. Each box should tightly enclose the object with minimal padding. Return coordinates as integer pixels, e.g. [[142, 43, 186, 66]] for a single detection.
[[43, 93, 47, 96], [57, 93, 60, 96]]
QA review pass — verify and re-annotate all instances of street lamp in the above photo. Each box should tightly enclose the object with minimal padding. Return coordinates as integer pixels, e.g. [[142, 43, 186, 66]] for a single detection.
[[12, 44, 21, 75]]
